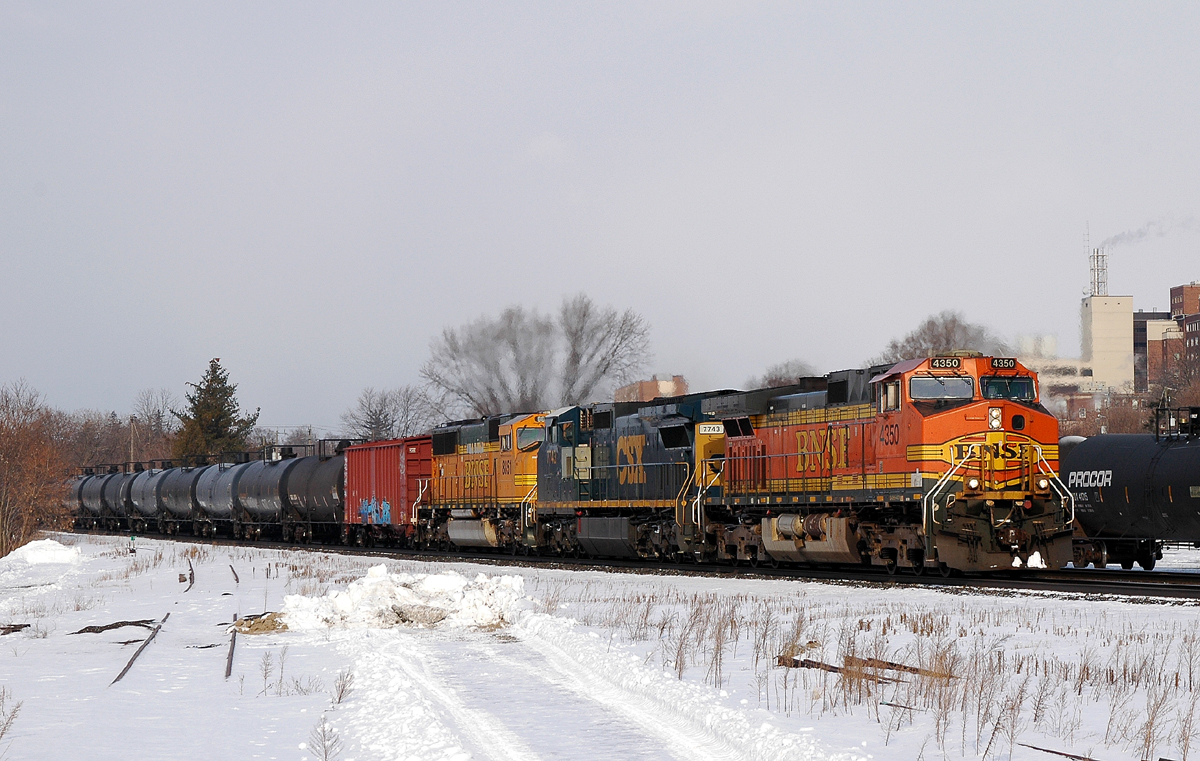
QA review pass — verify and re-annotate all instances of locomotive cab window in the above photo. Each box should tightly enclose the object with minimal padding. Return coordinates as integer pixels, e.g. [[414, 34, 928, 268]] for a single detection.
[[909, 376, 974, 400], [516, 427, 545, 451], [881, 381, 902, 411], [981, 376, 1035, 401]]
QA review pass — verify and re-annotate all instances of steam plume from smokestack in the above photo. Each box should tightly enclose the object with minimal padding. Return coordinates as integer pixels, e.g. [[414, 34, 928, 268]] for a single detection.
[[1100, 216, 1197, 248]]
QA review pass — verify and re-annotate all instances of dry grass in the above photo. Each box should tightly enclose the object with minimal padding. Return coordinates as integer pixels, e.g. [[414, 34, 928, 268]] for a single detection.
[[524, 573, 1200, 760]]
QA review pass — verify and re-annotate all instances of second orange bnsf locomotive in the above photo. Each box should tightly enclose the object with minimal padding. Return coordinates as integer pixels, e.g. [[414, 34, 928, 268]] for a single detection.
[[369, 353, 1074, 574]]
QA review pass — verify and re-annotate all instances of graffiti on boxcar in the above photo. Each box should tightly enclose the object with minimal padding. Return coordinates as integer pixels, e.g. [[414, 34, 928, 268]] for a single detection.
[[359, 498, 391, 525]]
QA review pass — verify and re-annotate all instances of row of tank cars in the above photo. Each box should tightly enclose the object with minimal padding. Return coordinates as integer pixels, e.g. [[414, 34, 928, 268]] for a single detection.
[[68, 356, 1200, 573], [71, 441, 352, 542]]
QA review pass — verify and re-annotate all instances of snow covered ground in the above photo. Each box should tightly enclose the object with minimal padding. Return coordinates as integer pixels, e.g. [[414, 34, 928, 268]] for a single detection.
[[1, 534, 1200, 761]]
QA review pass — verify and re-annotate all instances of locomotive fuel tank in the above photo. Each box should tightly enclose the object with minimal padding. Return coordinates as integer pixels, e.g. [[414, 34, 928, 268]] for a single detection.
[[1061, 433, 1200, 542]]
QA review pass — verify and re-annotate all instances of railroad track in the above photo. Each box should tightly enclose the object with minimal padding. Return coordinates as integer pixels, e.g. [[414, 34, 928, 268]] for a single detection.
[[72, 529, 1200, 601]]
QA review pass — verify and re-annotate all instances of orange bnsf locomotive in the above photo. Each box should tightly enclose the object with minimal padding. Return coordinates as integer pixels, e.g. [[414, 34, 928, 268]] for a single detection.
[[363, 353, 1074, 574]]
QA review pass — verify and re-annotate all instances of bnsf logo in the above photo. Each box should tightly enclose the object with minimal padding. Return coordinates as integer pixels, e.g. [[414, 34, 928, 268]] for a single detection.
[[1068, 470, 1113, 488]]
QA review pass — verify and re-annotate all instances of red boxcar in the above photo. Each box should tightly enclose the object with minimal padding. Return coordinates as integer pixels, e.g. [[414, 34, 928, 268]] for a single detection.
[[343, 436, 431, 541]]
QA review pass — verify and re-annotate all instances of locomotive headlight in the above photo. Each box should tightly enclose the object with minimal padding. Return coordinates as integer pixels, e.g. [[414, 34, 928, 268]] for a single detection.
[[989, 408, 1003, 430], [966, 477, 981, 491], [1036, 477, 1050, 490]]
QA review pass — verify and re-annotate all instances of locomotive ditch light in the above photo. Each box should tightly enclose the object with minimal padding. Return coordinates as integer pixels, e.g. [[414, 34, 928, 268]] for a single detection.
[[966, 477, 981, 491], [989, 408, 1003, 430], [1036, 477, 1050, 491]]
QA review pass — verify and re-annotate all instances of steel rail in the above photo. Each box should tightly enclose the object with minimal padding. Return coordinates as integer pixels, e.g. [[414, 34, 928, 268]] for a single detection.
[[68, 528, 1200, 601]]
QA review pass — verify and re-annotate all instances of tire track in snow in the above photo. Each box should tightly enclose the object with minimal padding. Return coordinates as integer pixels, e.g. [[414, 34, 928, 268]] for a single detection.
[[339, 631, 541, 761], [514, 633, 744, 761], [381, 637, 541, 761], [514, 615, 844, 761], [432, 637, 678, 760], [479, 642, 718, 761]]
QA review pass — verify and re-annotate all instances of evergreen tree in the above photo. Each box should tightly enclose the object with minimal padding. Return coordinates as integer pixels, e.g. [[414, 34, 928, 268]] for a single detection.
[[172, 359, 260, 460]]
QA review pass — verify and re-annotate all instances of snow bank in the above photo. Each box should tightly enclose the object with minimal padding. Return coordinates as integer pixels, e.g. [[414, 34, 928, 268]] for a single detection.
[[2, 539, 81, 565], [282, 565, 528, 631]]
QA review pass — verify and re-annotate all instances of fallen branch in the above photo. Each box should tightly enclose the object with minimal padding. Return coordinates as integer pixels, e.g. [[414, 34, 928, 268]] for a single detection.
[[1016, 742, 1101, 760], [110, 612, 170, 686], [0, 625, 30, 636], [184, 559, 195, 593], [70, 620, 154, 635], [229, 565, 239, 584], [775, 655, 905, 683], [844, 656, 955, 679]]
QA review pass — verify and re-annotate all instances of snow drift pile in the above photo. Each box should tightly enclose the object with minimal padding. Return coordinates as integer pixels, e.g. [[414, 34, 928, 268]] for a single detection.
[[281, 565, 528, 631], [1, 539, 80, 566]]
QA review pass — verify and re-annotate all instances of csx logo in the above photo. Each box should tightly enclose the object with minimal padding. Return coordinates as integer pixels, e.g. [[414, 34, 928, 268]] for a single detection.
[[1067, 470, 1112, 488], [616, 434, 646, 485]]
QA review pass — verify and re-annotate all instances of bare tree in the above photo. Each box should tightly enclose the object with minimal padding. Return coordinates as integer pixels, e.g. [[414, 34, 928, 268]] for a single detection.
[[130, 388, 179, 460], [132, 388, 179, 436], [281, 426, 316, 446], [422, 307, 557, 416], [745, 359, 818, 389], [870, 311, 1010, 365], [0, 381, 72, 557], [62, 409, 131, 467], [558, 294, 651, 404], [422, 294, 651, 415], [340, 386, 440, 441]]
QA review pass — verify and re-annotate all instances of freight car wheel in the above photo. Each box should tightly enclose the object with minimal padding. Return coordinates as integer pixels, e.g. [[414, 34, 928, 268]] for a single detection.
[[885, 558, 898, 576], [1121, 559, 1135, 570], [1138, 556, 1157, 571], [938, 563, 953, 578]]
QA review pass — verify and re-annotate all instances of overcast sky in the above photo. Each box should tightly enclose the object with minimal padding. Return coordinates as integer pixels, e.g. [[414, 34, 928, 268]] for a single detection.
[[3, 2, 1199, 432]]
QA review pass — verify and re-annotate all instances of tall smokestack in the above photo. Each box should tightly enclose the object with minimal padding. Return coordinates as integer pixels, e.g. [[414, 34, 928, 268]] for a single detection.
[[1089, 247, 1108, 296]]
